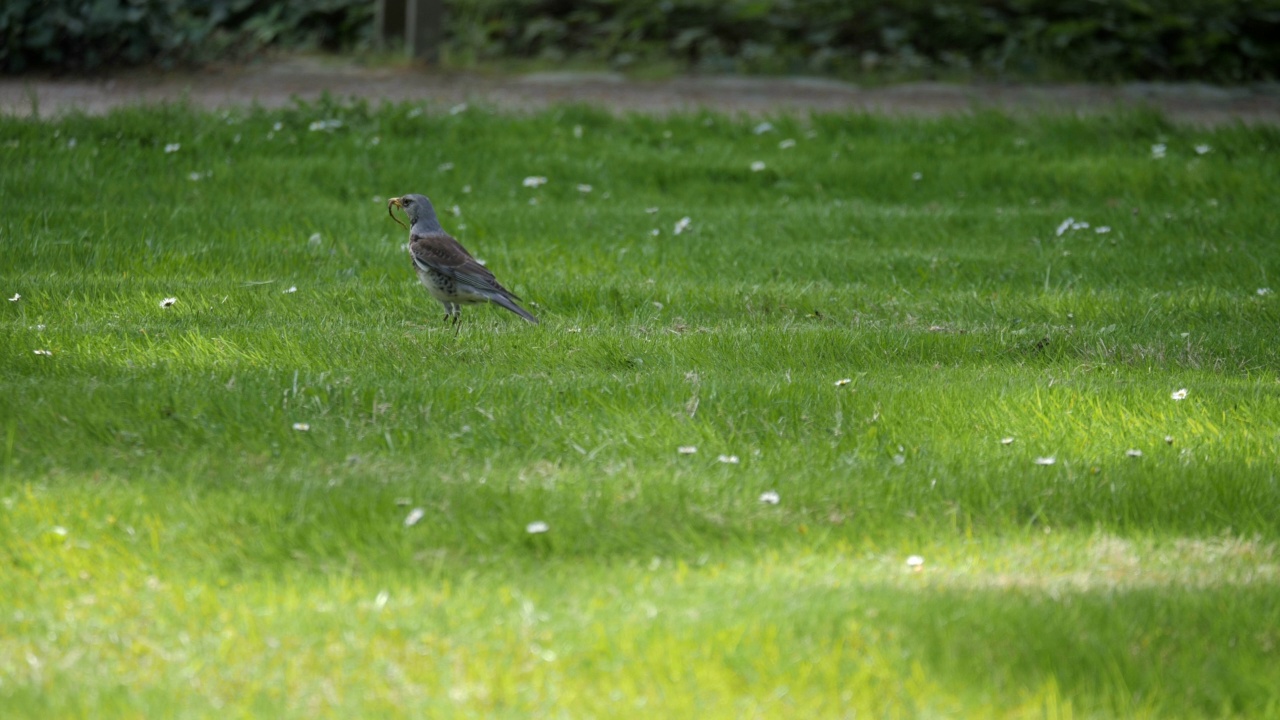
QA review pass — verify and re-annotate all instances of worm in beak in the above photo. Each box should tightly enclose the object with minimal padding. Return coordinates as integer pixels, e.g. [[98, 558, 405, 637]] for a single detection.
[[387, 197, 408, 229]]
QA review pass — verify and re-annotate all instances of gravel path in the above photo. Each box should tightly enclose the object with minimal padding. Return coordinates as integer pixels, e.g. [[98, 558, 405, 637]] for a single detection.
[[4, 57, 1278, 124]]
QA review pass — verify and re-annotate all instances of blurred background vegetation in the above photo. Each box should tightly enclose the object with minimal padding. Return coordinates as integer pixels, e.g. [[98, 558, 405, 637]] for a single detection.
[[2, 0, 1278, 81]]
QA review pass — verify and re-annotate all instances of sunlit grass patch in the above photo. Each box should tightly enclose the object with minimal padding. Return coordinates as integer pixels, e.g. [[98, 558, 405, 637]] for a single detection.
[[2, 517, 1276, 718]]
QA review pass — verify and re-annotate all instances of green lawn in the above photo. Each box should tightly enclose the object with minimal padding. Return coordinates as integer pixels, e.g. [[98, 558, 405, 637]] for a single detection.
[[2, 99, 1279, 718]]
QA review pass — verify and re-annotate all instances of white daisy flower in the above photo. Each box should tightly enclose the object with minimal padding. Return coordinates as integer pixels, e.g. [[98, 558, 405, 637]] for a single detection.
[[750, 161, 766, 172], [752, 122, 774, 135], [33, 349, 52, 356], [1194, 144, 1211, 155], [1001, 437, 1015, 445], [438, 162, 454, 171], [778, 139, 796, 149], [1151, 143, 1167, 159], [1034, 456, 1056, 466], [160, 297, 177, 308], [522, 176, 548, 188], [576, 184, 593, 193], [292, 422, 310, 431], [911, 172, 923, 181], [7, 293, 18, 302], [834, 378, 852, 387], [404, 508, 425, 527], [526, 521, 549, 534], [1055, 217, 1074, 237], [1171, 388, 1188, 401], [283, 286, 297, 294], [164, 143, 180, 153], [906, 555, 924, 569], [1096, 226, 1111, 234], [758, 490, 780, 505], [677, 446, 697, 455], [1125, 449, 1143, 458], [717, 454, 739, 464], [1258, 288, 1273, 296], [674, 217, 692, 235]]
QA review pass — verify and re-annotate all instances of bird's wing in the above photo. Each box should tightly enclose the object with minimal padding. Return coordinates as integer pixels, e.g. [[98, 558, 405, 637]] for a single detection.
[[409, 231, 517, 297]]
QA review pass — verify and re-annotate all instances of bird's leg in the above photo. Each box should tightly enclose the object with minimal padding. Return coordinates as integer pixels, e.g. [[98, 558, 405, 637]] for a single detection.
[[439, 303, 460, 335]]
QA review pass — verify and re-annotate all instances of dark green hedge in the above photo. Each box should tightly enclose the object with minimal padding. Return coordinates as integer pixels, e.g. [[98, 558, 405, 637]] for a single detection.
[[4, 0, 1279, 81], [0, 0, 372, 73], [450, 0, 1280, 81]]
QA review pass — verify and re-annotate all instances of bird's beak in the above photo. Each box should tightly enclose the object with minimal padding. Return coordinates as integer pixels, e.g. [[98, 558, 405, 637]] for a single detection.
[[387, 196, 408, 229]]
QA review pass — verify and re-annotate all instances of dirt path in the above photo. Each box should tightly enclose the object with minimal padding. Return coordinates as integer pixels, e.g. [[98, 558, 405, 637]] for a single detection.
[[4, 57, 1278, 124]]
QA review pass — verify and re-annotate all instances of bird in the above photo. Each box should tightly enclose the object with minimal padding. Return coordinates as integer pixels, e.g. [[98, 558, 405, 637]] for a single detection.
[[387, 193, 538, 328]]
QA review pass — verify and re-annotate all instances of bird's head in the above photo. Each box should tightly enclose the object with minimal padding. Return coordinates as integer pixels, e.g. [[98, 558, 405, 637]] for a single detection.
[[387, 193, 436, 230]]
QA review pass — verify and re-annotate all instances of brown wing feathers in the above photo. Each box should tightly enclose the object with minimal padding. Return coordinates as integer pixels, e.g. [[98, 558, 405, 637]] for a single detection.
[[410, 231, 520, 297]]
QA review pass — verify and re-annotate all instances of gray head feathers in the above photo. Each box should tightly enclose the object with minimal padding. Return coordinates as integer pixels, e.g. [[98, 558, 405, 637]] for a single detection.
[[396, 193, 443, 233]]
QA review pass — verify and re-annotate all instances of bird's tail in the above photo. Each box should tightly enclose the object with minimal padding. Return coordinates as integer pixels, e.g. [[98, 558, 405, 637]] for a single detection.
[[491, 293, 539, 324]]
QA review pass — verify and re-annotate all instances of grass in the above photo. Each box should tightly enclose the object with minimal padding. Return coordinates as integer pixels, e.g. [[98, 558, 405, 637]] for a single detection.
[[2, 97, 1280, 717]]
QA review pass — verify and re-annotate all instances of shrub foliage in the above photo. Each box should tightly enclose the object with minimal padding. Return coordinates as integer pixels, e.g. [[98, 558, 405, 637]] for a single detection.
[[3, 0, 1278, 81], [451, 0, 1280, 81], [0, 0, 372, 73]]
